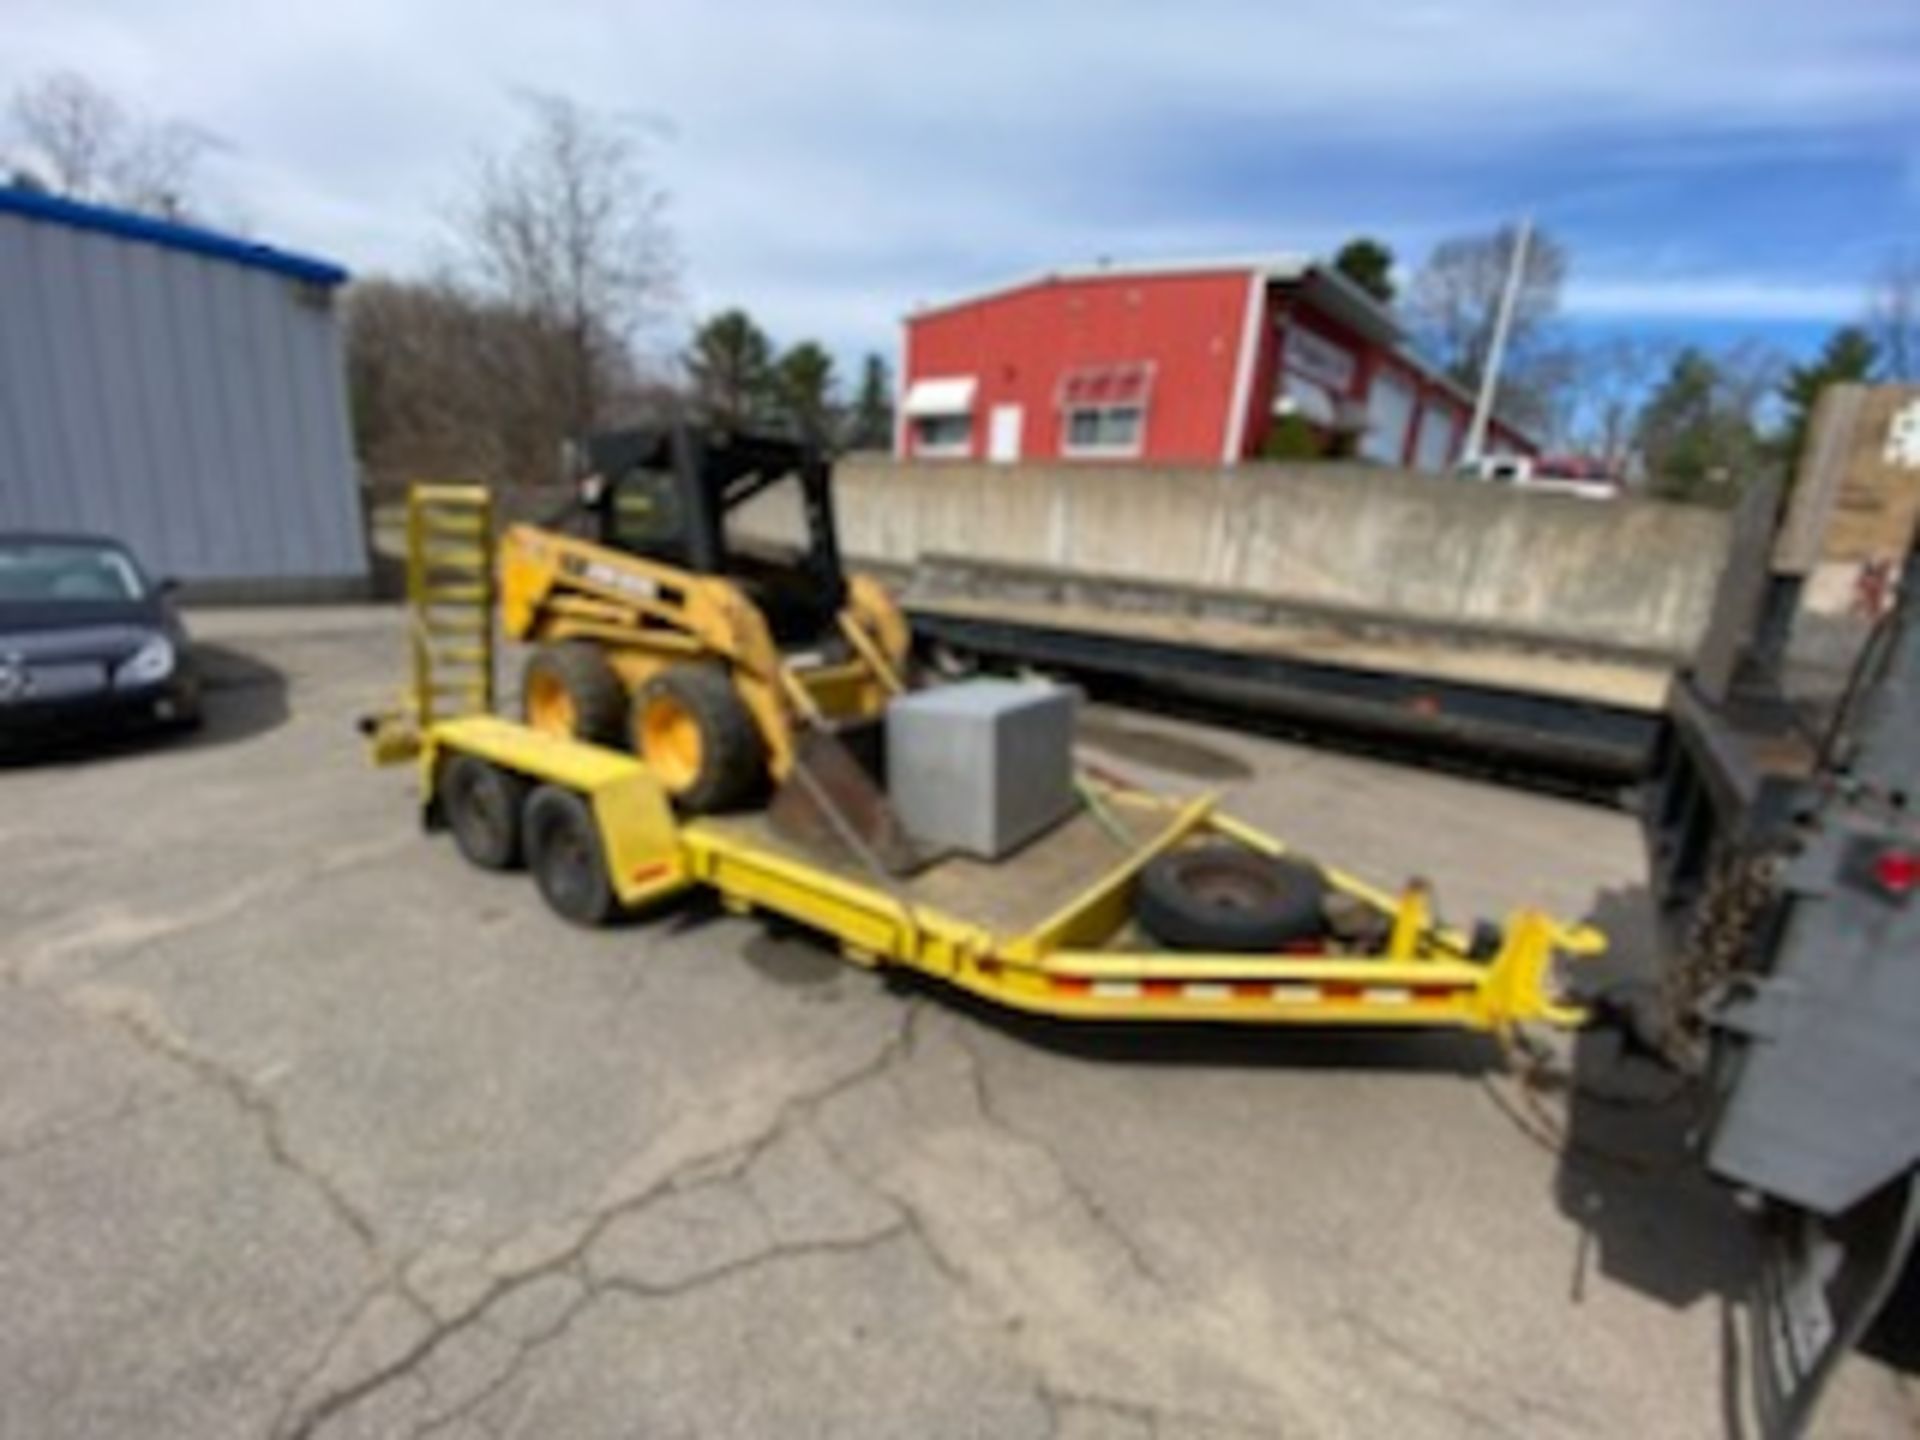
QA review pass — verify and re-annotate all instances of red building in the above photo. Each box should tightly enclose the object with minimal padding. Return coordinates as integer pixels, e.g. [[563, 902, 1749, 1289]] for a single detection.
[[898, 255, 1537, 468]]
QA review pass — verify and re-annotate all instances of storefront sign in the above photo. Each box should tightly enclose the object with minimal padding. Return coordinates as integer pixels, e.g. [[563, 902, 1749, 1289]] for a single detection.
[[1283, 325, 1357, 394]]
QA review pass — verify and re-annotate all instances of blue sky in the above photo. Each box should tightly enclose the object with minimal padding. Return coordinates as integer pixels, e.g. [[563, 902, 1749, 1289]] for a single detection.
[[5, 0, 1918, 375]]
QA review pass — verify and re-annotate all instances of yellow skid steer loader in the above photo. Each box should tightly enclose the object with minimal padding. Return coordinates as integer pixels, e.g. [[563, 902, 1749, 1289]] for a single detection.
[[498, 426, 911, 816]]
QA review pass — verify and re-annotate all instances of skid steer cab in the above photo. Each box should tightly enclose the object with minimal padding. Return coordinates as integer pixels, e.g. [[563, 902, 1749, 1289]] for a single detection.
[[497, 426, 910, 813]]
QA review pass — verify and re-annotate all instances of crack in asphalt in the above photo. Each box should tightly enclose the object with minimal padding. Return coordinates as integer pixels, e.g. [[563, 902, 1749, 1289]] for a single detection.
[[1039, 1382, 1288, 1440], [950, 1026, 1168, 1290], [77, 992, 385, 1257], [50, 985, 442, 1440], [276, 1000, 928, 1440], [1041, 1387, 1156, 1439], [49, 968, 1243, 1440], [407, 1227, 914, 1440], [1335, 1306, 1542, 1440]]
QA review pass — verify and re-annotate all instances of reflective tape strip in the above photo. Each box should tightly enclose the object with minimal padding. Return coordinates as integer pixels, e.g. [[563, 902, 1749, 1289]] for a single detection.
[[1182, 983, 1234, 1002], [1024, 973, 1466, 1010]]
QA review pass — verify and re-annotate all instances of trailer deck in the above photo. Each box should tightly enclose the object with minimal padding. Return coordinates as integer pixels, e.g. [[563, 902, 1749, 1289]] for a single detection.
[[700, 800, 1168, 937]]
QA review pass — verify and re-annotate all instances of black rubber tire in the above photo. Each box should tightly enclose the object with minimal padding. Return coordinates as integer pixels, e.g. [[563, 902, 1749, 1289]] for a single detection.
[[1135, 846, 1329, 952], [521, 642, 628, 747], [440, 754, 529, 870], [634, 664, 767, 814], [523, 784, 619, 926]]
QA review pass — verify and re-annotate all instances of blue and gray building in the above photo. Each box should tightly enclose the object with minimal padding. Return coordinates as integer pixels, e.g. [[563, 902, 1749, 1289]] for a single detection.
[[0, 186, 365, 597]]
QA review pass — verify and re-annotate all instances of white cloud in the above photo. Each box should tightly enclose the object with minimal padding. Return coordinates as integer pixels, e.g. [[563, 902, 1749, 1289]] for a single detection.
[[1564, 277, 1864, 322], [4, 0, 1917, 361]]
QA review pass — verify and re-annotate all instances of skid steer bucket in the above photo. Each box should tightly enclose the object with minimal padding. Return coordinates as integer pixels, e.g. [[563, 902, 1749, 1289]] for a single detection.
[[768, 724, 929, 879]]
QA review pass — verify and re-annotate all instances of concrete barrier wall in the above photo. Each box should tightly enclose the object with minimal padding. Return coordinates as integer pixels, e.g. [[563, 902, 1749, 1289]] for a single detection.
[[814, 459, 1731, 655]]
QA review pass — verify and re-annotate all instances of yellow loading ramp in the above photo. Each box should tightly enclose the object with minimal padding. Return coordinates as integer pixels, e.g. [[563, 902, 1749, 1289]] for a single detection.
[[374, 484, 1603, 1035]]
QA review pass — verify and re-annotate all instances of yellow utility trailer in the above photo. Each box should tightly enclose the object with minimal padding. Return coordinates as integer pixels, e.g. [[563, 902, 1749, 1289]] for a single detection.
[[368, 485, 1603, 1036]]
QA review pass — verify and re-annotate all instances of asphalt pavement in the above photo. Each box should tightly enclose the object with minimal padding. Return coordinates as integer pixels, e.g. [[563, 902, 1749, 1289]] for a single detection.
[[1, 605, 1912, 1439]]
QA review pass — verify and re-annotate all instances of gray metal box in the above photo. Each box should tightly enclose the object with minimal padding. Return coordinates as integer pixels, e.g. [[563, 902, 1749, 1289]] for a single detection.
[[886, 680, 1078, 859]]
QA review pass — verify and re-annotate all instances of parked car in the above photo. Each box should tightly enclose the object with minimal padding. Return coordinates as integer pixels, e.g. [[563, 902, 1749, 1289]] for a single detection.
[[1455, 453, 1623, 500], [0, 533, 201, 745]]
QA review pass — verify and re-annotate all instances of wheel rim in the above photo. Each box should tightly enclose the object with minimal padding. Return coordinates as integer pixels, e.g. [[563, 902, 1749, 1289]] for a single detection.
[[639, 693, 702, 791], [465, 779, 504, 844], [1176, 857, 1277, 913], [526, 671, 576, 736], [452, 770, 486, 831]]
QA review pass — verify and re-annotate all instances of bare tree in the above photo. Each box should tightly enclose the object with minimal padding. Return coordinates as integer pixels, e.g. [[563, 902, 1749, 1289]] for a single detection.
[[346, 275, 621, 488], [1407, 223, 1569, 394], [1565, 336, 1677, 478], [462, 93, 679, 441], [7, 70, 211, 216], [1869, 252, 1920, 382]]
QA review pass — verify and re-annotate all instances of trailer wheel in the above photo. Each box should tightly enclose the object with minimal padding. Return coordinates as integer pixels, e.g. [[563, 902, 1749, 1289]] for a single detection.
[[440, 754, 529, 870], [523, 642, 627, 746], [634, 665, 766, 813], [523, 785, 619, 926], [1136, 846, 1328, 952]]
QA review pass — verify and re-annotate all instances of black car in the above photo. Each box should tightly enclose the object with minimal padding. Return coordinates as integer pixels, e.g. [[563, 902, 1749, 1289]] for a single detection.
[[0, 533, 202, 745]]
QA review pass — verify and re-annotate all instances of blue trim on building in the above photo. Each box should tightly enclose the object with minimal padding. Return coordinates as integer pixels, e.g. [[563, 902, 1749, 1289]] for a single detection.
[[0, 185, 349, 287]]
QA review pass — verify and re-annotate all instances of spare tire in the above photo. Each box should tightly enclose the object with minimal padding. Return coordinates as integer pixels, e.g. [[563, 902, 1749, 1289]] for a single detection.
[[1136, 846, 1329, 952]]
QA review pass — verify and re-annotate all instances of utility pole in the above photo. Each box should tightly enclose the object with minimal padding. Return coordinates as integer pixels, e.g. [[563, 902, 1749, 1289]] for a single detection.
[[1464, 215, 1532, 467]]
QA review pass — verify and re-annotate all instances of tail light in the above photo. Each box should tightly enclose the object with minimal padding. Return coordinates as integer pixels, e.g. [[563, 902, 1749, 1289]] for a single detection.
[[1871, 847, 1920, 899], [1848, 837, 1920, 905]]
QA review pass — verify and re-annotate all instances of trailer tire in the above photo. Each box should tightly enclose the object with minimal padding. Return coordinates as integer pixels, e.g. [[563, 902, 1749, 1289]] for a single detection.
[[634, 664, 766, 813], [524, 785, 619, 926], [441, 754, 529, 870], [522, 643, 627, 747], [1136, 846, 1328, 952]]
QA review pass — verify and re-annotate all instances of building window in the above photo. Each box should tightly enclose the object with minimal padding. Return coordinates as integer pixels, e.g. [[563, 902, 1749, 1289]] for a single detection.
[[902, 376, 979, 459], [1412, 404, 1461, 471], [1063, 404, 1144, 455], [1277, 370, 1338, 427], [1361, 370, 1417, 464], [911, 414, 972, 457], [1056, 361, 1153, 458]]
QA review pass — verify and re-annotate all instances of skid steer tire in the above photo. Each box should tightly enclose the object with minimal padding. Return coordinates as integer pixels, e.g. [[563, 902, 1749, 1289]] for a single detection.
[[1135, 846, 1329, 953], [634, 665, 766, 814], [524, 785, 619, 926], [522, 643, 627, 747], [440, 754, 529, 870]]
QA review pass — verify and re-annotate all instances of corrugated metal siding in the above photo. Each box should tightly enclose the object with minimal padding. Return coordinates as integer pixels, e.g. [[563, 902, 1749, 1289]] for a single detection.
[[0, 209, 365, 588]]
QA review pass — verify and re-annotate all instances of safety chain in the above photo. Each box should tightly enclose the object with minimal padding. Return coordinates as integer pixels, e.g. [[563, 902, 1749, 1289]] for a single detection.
[[1662, 844, 1785, 1070]]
